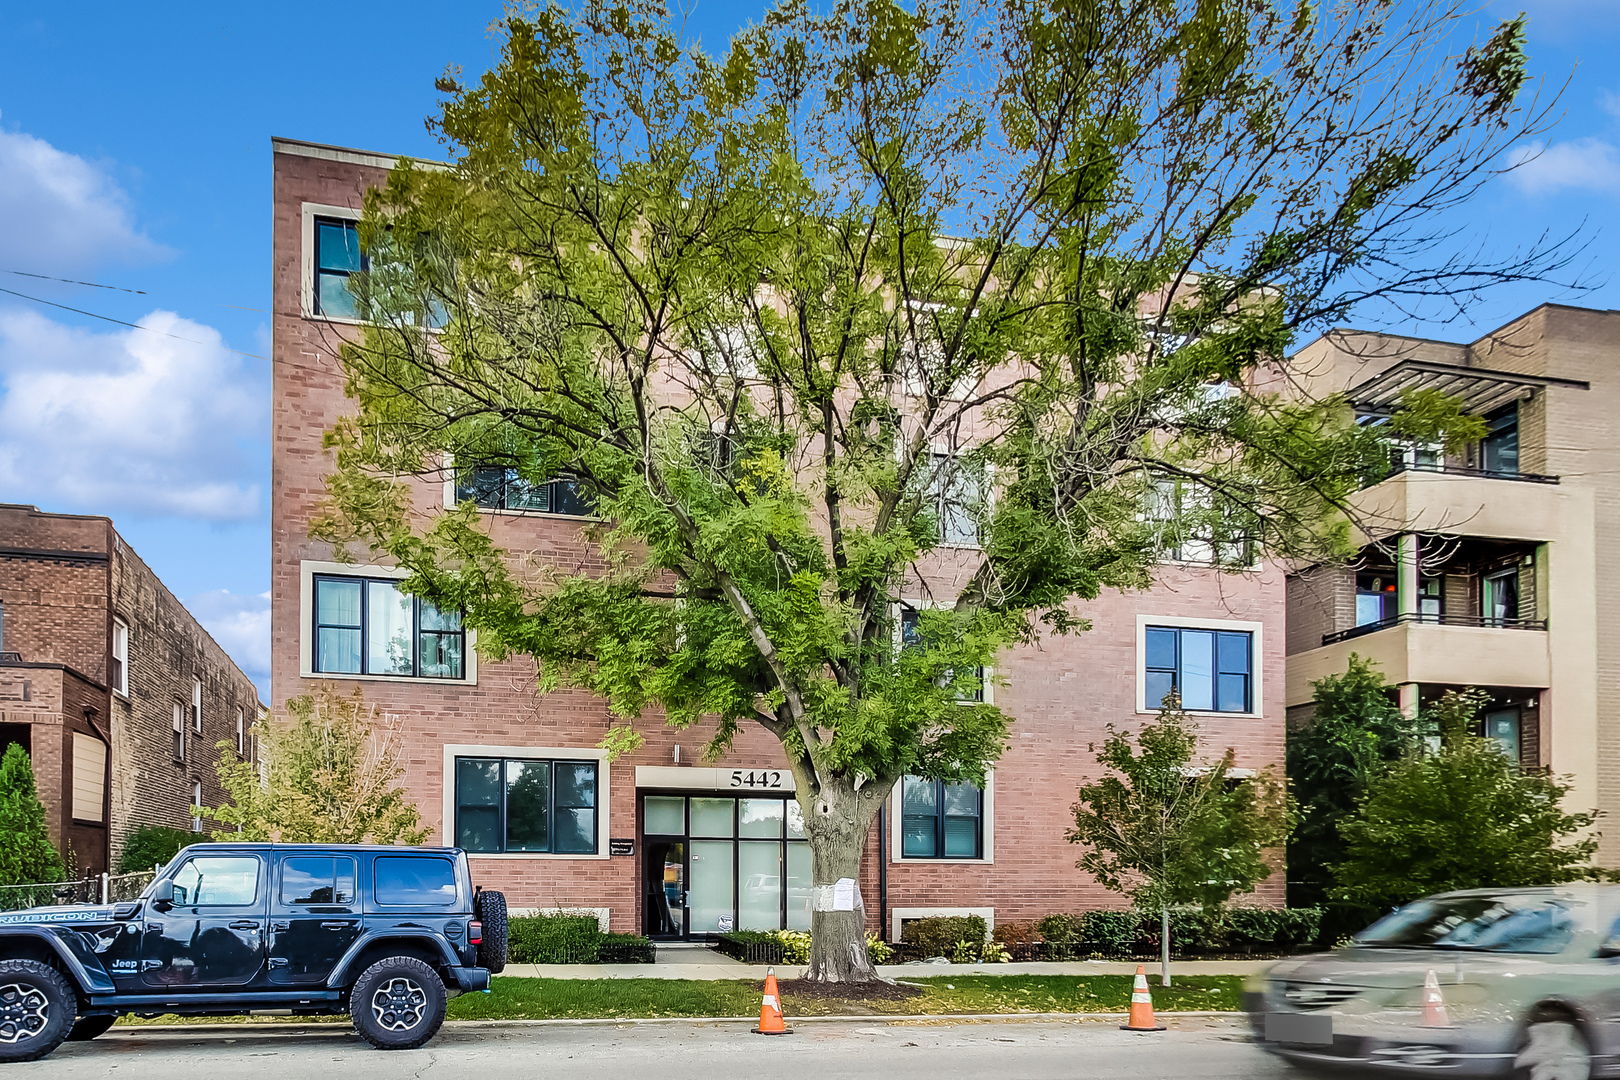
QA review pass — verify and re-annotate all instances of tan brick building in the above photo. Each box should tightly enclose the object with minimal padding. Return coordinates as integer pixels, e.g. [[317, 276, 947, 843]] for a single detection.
[[270, 137, 1287, 939], [1285, 306, 1620, 858], [0, 504, 263, 874]]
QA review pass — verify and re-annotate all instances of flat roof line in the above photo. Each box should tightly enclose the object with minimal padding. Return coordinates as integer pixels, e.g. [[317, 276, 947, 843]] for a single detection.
[[271, 136, 446, 172]]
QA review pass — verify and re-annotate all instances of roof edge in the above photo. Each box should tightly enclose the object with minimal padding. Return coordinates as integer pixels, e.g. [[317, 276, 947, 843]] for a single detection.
[[270, 137, 447, 172]]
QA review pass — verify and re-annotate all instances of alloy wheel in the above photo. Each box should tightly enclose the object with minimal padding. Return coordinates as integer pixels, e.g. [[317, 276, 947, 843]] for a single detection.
[[370, 977, 427, 1032], [0, 983, 50, 1045]]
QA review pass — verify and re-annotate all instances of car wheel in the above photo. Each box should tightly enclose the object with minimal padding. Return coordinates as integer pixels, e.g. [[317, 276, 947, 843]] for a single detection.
[[66, 1014, 117, 1041], [474, 890, 508, 974], [0, 960, 75, 1063], [1515, 1019, 1592, 1080], [350, 956, 447, 1050]]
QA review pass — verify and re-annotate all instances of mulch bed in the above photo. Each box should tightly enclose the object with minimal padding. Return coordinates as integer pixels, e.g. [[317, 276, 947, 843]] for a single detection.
[[776, 978, 925, 1003]]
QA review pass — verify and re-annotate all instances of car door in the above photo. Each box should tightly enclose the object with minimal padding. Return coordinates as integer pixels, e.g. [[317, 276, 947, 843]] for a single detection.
[[140, 853, 267, 988], [268, 854, 361, 985]]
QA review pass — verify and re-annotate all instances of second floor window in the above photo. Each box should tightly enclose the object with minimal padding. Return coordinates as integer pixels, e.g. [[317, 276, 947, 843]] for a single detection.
[[1481, 404, 1519, 475], [236, 708, 246, 755], [172, 702, 184, 762], [313, 575, 464, 680], [900, 606, 985, 702], [456, 465, 590, 516], [1145, 626, 1252, 713], [111, 619, 129, 696], [901, 776, 983, 859], [192, 678, 203, 733], [314, 217, 365, 319], [922, 453, 982, 547], [454, 757, 599, 854]]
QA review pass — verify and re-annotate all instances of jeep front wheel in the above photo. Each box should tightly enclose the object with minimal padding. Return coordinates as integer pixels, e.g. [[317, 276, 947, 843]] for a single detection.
[[0, 960, 75, 1063], [350, 956, 447, 1050]]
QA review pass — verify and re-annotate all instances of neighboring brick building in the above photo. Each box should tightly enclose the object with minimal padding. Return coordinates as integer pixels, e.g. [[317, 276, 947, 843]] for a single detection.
[[0, 504, 263, 874], [271, 136, 1287, 939], [1285, 306, 1620, 859]]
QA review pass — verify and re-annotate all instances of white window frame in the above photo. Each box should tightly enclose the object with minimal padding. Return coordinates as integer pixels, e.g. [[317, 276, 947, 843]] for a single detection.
[[889, 770, 995, 865], [441, 743, 610, 860], [1134, 614, 1264, 719], [111, 618, 129, 698], [172, 701, 185, 762], [890, 906, 996, 945], [236, 707, 246, 756], [301, 202, 365, 325], [298, 560, 478, 685], [192, 678, 203, 734], [191, 781, 203, 833]]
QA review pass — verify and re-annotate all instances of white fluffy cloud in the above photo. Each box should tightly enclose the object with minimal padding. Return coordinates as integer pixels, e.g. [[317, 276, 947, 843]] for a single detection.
[[0, 123, 168, 273], [1505, 138, 1620, 196], [0, 308, 266, 521], [185, 589, 271, 699]]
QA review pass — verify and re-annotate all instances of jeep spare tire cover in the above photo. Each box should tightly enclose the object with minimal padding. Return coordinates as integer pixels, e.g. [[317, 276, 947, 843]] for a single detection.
[[474, 890, 508, 973]]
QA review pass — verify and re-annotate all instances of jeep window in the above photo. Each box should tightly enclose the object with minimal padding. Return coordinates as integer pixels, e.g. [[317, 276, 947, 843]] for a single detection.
[[374, 855, 457, 906], [170, 856, 260, 906], [281, 856, 357, 906]]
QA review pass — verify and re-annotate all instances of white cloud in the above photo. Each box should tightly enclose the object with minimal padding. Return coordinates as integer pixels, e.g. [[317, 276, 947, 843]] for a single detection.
[[0, 123, 168, 274], [1505, 138, 1620, 196], [186, 589, 271, 700], [0, 308, 266, 521]]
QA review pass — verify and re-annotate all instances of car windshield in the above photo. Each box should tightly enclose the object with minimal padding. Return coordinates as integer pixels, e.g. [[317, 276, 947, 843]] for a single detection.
[[1356, 895, 1579, 955]]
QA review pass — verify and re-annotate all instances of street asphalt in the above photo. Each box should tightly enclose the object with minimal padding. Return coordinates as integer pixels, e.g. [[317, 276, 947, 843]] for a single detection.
[[21, 1016, 1304, 1079]]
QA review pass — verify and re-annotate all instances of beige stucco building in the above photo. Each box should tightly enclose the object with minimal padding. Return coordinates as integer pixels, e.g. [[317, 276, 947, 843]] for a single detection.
[[1285, 305, 1620, 856]]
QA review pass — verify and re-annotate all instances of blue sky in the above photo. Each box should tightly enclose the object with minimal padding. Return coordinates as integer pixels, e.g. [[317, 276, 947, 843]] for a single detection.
[[0, 0, 1616, 701]]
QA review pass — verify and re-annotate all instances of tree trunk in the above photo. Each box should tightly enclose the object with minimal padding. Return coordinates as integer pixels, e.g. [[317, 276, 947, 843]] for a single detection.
[[1160, 907, 1171, 987], [801, 775, 884, 983]]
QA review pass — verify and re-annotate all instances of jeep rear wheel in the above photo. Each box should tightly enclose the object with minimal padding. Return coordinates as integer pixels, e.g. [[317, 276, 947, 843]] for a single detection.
[[0, 960, 74, 1063], [474, 890, 508, 974], [350, 956, 446, 1050]]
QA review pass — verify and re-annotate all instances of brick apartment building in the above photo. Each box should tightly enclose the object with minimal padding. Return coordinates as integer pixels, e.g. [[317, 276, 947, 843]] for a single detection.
[[0, 504, 263, 875], [1285, 306, 1620, 861], [270, 136, 1288, 939]]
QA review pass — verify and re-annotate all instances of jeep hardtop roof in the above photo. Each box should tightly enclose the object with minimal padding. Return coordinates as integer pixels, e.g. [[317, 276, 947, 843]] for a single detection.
[[169, 842, 464, 854]]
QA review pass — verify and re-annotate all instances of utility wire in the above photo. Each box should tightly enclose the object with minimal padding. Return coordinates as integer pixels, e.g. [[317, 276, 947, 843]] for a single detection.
[[3, 269, 267, 312], [0, 287, 268, 360]]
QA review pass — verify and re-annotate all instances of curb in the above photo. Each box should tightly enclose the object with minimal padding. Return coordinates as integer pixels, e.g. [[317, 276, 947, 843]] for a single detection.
[[113, 1010, 1244, 1035]]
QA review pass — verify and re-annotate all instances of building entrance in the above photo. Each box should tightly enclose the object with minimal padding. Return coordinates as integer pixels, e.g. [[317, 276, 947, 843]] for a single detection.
[[640, 793, 812, 940]]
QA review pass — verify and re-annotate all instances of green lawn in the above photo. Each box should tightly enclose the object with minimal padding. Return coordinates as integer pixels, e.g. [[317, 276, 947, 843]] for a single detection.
[[116, 974, 1244, 1026]]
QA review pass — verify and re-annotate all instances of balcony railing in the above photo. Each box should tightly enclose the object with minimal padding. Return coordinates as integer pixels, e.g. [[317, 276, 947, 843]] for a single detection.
[[1368, 460, 1560, 487], [1321, 611, 1547, 646]]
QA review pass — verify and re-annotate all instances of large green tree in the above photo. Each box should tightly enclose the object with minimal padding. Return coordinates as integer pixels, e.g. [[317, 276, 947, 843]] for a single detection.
[[315, 0, 1563, 980], [0, 744, 65, 889]]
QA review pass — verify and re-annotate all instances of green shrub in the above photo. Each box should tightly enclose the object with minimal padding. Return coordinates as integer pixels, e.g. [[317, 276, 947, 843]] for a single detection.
[[1080, 911, 1142, 955], [901, 915, 987, 958], [508, 914, 603, 963], [1036, 912, 1086, 943], [1030, 907, 1325, 957], [117, 825, 197, 874], [864, 931, 893, 964]]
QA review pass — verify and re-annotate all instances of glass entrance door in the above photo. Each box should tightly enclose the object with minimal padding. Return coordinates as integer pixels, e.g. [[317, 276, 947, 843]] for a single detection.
[[643, 840, 685, 938]]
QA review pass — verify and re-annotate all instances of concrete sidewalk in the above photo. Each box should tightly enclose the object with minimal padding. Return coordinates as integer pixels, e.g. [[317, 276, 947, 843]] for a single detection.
[[497, 945, 1277, 981]]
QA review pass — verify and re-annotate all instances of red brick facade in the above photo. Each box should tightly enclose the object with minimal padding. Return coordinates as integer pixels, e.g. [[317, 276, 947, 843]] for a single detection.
[[270, 138, 1287, 937], [0, 504, 263, 874]]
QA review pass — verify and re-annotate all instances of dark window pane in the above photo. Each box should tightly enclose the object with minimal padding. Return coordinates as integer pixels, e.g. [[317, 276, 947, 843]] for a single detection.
[[899, 608, 923, 650], [281, 857, 336, 905], [902, 776, 937, 816], [1217, 673, 1249, 713], [375, 856, 457, 906], [943, 816, 979, 857], [419, 631, 463, 679], [316, 578, 362, 627], [457, 806, 499, 852], [504, 760, 550, 852], [317, 271, 359, 319], [317, 220, 362, 272], [943, 783, 979, 818], [317, 627, 361, 674], [504, 472, 549, 511], [902, 815, 936, 857], [550, 478, 590, 516], [1145, 628, 1177, 671], [456, 757, 500, 854], [1145, 669, 1174, 710], [456, 466, 507, 508], [1216, 632, 1250, 675], [555, 762, 597, 808], [553, 807, 596, 853]]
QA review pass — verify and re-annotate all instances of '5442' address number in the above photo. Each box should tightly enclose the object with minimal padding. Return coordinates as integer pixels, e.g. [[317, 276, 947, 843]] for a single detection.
[[729, 769, 786, 789]]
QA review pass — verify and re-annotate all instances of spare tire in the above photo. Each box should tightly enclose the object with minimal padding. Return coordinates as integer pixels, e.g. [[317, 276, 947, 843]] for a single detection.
[[474, 889, 508, 973]]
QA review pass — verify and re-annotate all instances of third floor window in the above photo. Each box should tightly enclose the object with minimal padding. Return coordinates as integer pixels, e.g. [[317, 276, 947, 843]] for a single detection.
[[313, 575, 464, 680], [455, 465, 590, 516]]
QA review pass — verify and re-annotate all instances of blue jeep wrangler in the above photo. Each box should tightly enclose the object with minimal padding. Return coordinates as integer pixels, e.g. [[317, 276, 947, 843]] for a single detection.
[[0, 843, 508, 1062]]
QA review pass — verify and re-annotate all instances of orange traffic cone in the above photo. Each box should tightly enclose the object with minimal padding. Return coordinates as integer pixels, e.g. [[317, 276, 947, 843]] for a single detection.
[[1121, 964, 1166, 1032], [1421, 969, 1450, 1028], [753, 966, 792, 1035]]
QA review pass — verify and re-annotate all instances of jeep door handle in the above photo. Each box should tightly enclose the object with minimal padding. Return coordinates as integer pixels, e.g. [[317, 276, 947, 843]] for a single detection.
[[320, 921, 357, 930], [271, 921, 291, 931], [228, 921, 260, 931]]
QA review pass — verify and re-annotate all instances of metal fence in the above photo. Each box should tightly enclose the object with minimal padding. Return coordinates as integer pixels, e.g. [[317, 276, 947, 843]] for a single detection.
[[0, 870, 157, 913]]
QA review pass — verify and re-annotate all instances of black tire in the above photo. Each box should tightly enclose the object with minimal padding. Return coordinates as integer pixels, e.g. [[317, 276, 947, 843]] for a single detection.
[[349, 956, 447, 1050], [0, 960, 75, 1063], [66, 1014, 116, 1041], [474, 890, 508, 974]]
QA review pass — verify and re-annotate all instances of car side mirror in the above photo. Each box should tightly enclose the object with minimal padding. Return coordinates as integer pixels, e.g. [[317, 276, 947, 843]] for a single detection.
[[149, 879, 174, 909]]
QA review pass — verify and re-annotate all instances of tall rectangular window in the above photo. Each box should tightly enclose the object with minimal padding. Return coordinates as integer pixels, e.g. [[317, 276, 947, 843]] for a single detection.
[[455, 465, 590, 516], [191, 781, 203, 832], [900, 776, 983, 859], [314, 216, 365, 319], [922, 453, 982, 547], [899, 606, 985, 702], [111, 619, 129, 696], [1482, 404, 1519, 475], [236, 708, 246, 755], [312, 575, 464, 679], [192, 678, 203, 733], [172, 702, 185, 761], [454, 757, 598, 854], [71, 734, 106, 823], [1144, 626, 1252, 713]]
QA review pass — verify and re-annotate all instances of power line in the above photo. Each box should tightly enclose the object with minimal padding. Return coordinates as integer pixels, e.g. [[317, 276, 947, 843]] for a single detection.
[[3, 269, 267, 313], [0, 287, 268, 360]]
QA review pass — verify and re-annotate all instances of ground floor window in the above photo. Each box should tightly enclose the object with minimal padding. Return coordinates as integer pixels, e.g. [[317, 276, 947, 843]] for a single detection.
[[455, 757, 598, 854], [901, 776, 982, 859], [641, 794, 810, 939]]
